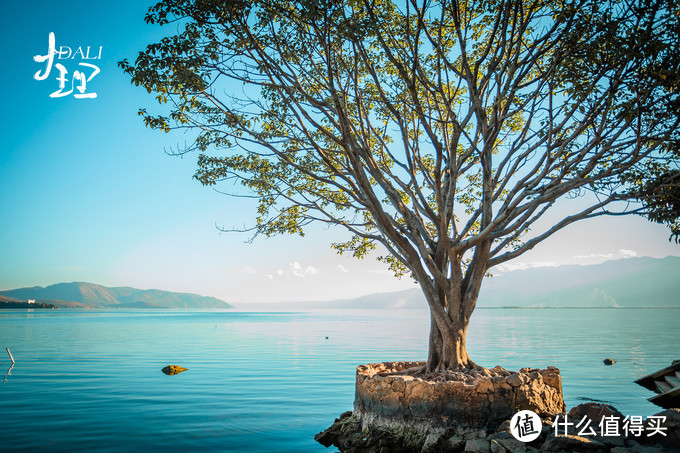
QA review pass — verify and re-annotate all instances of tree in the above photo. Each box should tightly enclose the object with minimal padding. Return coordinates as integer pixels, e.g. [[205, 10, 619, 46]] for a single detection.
[[630, 168, 680, 242], [620, 2, 680, 243], [121, 0, 680, 372]]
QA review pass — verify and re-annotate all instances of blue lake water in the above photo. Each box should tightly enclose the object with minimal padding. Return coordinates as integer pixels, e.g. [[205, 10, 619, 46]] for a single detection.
[[0, 308, 677, 451]]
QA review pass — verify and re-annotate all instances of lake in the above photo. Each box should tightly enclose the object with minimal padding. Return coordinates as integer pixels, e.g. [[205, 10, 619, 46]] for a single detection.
[[0, 308, 676, 451]]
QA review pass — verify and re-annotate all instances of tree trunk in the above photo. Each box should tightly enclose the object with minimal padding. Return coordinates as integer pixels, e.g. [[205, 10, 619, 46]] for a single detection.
[[427, 311, 474, 371], [425, 278, 480, 372]]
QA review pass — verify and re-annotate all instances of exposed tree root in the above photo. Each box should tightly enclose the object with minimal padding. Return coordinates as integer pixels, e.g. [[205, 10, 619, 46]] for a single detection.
[[375, 362, 507, 382]]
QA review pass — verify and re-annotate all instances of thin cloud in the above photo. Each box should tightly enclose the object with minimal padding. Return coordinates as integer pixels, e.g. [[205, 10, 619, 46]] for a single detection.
[[275, 261, 320, 278], [495, 261, 560, 273], [572, 250, 638, 261], [573, 253, 615, 260], [237, 265, 259, 274]]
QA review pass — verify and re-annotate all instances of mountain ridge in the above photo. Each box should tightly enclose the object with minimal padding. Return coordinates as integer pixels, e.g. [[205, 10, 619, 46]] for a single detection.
[[245, 256, 680, 310], [3, 256, 678, 310], [0, 282, 233, 309]]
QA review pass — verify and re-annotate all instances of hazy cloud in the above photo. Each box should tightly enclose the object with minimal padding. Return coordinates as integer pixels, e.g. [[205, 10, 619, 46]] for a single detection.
[[275, 261, 320, 278], [237, 265, 259, 275], [495, 261, 560, 273], [291, 261, 305, 277], [572, 249, 638, 261], [337, 264, 349, 273], [572, 253, 615, 260]]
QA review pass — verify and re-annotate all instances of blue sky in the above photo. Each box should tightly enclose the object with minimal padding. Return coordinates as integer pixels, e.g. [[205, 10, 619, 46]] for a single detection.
[[1, 1, 678, 304]]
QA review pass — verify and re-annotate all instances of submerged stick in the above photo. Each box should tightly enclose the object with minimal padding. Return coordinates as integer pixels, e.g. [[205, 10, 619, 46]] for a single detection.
[[6, 348, 15, 364]]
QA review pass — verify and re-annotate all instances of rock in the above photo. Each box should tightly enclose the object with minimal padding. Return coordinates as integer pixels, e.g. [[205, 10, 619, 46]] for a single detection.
[[489, 439, 506, 453], [561, 402, 628, 447], [421, 433, 441, 453], [623, 440, 667, 453], [465, 438, 490, 453], [354, 362, 565, 433], [498, 438, 526, 452], [161, 365, 188, 375], [567, 402, 624, 429], [496, 420, 512, 433], [603, 359, 615, 365], [639, 408, 680, 451], [314, 411, 361, 449], [316, 401, 677, 453], [506, 373, 524, 387], [541, 434, 606, 452], [319, 362, 568, 452], [443, 436, 465, 451]]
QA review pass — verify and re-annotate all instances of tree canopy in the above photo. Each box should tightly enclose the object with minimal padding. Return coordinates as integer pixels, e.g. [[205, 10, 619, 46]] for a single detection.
[[121, 0, 680, 371]]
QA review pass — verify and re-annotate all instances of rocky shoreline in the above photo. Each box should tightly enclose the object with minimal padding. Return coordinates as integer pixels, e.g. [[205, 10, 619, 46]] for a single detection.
[[316, 362, 679, 453], [0, 301, 57, 309], [316, 404, 679, 452]]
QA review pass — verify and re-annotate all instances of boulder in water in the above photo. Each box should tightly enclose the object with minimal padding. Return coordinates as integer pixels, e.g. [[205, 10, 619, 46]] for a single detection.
[[162, 365, 188, 375]]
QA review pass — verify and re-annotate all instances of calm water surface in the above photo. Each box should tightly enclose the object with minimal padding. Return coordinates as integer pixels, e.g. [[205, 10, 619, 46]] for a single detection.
[[0, 308, 677, 451]]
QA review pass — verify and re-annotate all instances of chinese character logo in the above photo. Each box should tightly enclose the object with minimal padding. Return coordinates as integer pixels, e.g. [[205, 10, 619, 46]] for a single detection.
[[510, 410, 542, 442], [551, 413, 667, 438], [33, 32, 101, 99]]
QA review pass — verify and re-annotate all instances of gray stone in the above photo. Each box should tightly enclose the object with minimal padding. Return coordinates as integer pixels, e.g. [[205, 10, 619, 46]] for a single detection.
[[465, 438, 490, 453], [443, 436, 465, 451], [496, 420, 512, 432], [567, 402, 624, 432], [460, 429, 488, 441], [421, 433, 441, 453], [558, 403, 628, 446], [643, 408, 680, 451], [602, 435, 626, 448], [489, 439, 507, 453], [498, 438, 526, 452], [624, 440, 666, 453], [488, 431, 514, 442], [541, 434, 606, 452]]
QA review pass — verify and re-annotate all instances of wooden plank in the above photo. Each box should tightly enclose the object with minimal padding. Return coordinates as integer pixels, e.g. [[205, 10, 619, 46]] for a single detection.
[[665, 375, 680, 388], [655, 379, 673, 394], [635, 361, 680, 392], [649, 386, 680, 409]]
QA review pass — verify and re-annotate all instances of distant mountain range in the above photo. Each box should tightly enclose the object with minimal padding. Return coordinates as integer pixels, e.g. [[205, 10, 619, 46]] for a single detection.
[[3, 256, 678, 310], [248, 256, 680, 310], [0, 282, 233, 309]]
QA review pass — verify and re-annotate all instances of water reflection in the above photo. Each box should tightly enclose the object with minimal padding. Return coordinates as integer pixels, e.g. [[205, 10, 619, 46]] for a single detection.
[[3, 363, 13, 383]]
